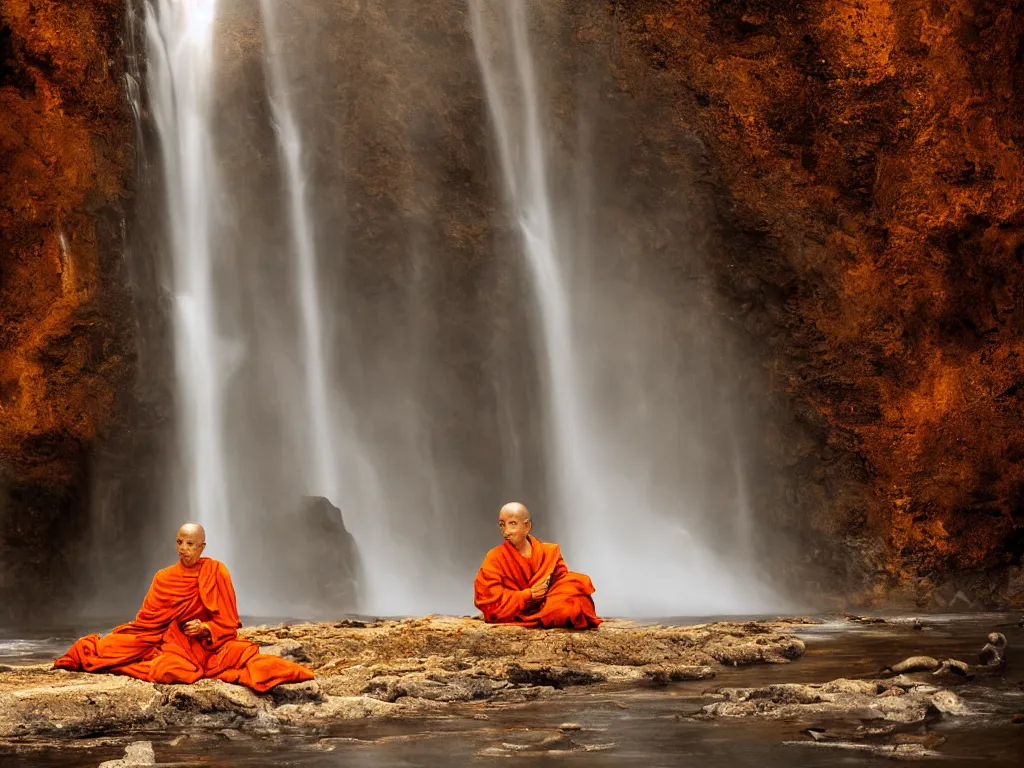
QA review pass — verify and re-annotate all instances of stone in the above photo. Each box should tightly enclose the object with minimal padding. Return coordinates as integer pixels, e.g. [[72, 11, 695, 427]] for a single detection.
[[930, 690, 967, 715], [274, 496, 362, 617], [934, 659, 971, 678], [699, 677, 965, 725], [887, 656, 940, 674], [97, 741, 155, 767], [978, 632, 1007, 666]]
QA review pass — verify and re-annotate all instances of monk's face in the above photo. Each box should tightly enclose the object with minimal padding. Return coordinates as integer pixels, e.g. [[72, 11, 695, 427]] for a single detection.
[[176, 524, 206, 568], [498, 509, 531, 548]]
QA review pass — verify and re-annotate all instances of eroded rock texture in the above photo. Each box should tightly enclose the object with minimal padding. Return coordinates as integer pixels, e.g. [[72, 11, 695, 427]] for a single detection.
[[0, 1, 136, 616], [613, 0, 1024, 606]]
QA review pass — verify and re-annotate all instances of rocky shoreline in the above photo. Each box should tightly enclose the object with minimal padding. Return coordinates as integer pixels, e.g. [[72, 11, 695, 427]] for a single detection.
[[0, 617, 804, 743]]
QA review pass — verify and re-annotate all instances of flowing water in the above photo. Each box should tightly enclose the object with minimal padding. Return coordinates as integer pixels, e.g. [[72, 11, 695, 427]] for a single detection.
[[122, 0, 785, 619], [144, 0, 233, 564], [7, 615, 1023, 767]]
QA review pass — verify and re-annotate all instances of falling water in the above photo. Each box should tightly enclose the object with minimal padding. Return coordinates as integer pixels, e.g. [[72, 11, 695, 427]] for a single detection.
[[470, 1, 779, 615], [144, 0, 232, 559], [257, 0, 340, 504]]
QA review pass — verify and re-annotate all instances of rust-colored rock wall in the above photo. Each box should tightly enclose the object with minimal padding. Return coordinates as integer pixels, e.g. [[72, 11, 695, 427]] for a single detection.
[[614, 0, 1024, 606], [0, 0, 135, 615]]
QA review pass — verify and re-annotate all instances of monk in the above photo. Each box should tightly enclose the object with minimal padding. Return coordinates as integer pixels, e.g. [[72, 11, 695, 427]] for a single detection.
[[474, 502, 601, 629], [54, 523, 314, 692]]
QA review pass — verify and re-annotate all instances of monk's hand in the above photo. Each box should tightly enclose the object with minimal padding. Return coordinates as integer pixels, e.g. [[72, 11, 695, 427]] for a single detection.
[[182, 620, 210, 639], [529, 582, 549, 602]]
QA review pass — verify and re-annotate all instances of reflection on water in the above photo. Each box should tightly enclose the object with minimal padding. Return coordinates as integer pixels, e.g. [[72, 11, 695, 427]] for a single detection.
[[5, 614, 1023, 767]]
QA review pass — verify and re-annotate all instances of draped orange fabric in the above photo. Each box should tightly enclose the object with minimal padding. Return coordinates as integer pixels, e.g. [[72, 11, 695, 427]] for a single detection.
[[53, 558, 314, 692], [474, 536, 601, 629]]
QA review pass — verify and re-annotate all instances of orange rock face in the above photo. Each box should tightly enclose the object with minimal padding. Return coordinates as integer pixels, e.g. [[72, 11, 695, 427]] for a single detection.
[[615, 0, 1024, 606], [0, 0, 134, 611]]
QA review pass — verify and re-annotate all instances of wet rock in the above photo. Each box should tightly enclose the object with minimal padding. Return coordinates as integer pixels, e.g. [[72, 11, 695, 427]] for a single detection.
[[486, 727, 614, 755], [558, 722, 582, 731], [258, 639, 310, 665], [0, 674, 164, 738], [505, 664, 605, 689], [699, 678, 963, 724], [784, 740, 939, 760], [97, 741, 155, 767], [887, 656, 940, 674], [269, 680, 322, 706], [978, 632, 1007, 666], [1011, 714, 1023, 724], [929, 690, 967, 715], [642, 665, 715, 685], [934, 659, 972, 678], [160, 679, 264, 716]]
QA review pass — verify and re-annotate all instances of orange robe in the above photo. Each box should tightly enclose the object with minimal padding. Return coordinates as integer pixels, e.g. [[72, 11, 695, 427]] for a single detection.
[[474, 536, 601, 629], [54, 557, 314, 692]]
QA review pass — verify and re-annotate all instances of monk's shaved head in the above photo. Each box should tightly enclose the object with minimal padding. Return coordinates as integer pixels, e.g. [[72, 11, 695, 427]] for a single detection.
[[177, 522, 206, 543], [499, 502, 530, 522]]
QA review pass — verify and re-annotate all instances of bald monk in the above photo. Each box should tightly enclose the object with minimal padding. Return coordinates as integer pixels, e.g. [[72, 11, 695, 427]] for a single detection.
[[474, 502, 601, 629], [54, 523, 314, 692]]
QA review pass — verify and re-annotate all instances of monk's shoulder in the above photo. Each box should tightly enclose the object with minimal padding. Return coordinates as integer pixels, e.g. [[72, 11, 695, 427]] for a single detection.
[[201, 557, 231, 576], [152, 563, 179, 582], [481, 542, 511, 565], [536, 539, 562, 557]]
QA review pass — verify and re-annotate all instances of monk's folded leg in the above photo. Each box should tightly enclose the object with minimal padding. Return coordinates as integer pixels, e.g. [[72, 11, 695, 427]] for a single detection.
[[146, 649, 204, 684], [54, 632, 161, 674], [219, 653, 315, 693], [535, 576, 602, 630]]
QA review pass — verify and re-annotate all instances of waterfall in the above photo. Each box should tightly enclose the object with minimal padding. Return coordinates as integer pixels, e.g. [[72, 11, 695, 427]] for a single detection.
[[144, 0, 232, 562], [257, 0, 340, 505], [470, 1, 779, 615]]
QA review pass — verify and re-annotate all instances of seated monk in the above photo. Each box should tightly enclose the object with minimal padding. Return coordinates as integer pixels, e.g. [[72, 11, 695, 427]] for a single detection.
[[54, 523, 314, 692], [474, 502, 601, 629]]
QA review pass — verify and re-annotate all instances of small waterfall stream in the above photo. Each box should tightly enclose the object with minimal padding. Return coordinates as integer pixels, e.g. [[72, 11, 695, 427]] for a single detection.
[[144, 0, 233, 563], [258, 0, 341, 505]]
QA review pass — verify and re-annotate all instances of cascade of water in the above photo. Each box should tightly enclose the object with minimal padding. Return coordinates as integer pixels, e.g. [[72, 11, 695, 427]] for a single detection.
[[469, 1, 780, 615], [257, 0, 340, 505], [144, 0, 232, 561]]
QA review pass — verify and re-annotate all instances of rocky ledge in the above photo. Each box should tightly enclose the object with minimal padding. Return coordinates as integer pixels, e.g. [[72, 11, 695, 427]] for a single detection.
[[0, 617, 804, 740], [697, 676, 972, 761]]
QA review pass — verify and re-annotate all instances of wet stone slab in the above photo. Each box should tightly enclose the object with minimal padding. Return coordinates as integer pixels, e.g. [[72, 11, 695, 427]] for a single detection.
[[0, 617, 805, 742]]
